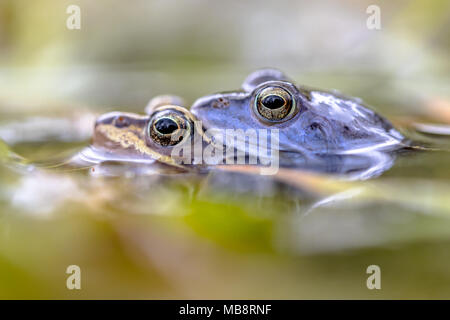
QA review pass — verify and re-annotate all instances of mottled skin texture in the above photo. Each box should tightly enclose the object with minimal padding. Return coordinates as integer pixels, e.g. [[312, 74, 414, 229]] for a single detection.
[[91, 104, 203, 168], [86, 72, 404, 177], [191, 69, 405, 158]]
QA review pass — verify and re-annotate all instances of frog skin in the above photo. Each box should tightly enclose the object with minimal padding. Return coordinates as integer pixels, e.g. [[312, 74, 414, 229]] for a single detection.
[[77, 96, 207, 169], [191, 69, 406, 161]]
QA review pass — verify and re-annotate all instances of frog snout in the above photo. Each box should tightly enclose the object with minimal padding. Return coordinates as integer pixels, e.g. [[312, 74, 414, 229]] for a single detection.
[[95, 112, 135, 129], [95, 112, 123, 127]]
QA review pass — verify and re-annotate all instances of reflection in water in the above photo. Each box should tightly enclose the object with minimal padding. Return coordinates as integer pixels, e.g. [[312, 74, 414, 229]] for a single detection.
[[2, 121, 450, 300], [73, 140, 398, 181], [0, 113, 96, 145]]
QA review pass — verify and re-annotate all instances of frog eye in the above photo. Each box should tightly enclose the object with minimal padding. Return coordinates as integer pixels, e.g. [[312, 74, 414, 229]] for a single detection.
[[254, 86, 295, 122], [149, 110, 191, 147]]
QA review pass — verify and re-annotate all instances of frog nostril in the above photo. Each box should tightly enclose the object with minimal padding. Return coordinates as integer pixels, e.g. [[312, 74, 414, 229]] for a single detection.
[[114, 115, 130, 128], [96, 112, 124, 126], [155, 118, 179, 135]]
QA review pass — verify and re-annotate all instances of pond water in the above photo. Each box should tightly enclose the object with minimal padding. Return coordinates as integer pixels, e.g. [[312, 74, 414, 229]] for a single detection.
[[0, 69, 449, 299], [0, 0, 449, 299]]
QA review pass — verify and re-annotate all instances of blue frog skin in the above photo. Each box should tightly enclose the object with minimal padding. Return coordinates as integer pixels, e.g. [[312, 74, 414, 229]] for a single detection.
[[191, 69, 406, 158]]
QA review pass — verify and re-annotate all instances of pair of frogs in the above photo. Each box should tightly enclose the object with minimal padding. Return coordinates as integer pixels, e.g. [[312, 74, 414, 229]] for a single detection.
[[87, 69, 406, 177]]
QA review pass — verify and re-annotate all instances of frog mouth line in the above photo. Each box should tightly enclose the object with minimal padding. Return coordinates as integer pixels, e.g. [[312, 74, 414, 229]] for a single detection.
[[92, 123, 186, 169]]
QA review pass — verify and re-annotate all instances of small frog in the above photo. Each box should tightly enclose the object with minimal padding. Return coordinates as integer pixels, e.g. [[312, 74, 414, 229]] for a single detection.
[[191, 69, 406, 158], [82, 96, 205, 169]]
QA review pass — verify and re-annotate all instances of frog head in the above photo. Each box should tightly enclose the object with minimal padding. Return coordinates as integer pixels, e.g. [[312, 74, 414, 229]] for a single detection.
[[191, 69, 405, 156], [91, 98, 203, 167]]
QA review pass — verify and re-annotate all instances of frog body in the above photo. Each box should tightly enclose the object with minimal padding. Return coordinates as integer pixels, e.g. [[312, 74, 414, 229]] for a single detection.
[[77, 98, 206, 171], [191, 69, 405, 157]]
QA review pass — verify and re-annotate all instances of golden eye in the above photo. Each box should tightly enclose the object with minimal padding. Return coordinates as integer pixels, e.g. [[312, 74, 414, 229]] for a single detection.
[[149, 110, 191, 147], [254, 86, 294, 122]]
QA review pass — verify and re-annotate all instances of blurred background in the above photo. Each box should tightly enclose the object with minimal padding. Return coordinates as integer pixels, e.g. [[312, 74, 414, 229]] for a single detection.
[[0, 0, 449, 299]]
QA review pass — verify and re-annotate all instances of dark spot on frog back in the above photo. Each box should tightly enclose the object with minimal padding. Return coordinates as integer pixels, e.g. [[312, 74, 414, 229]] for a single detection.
[[340, 121, 371, 140], [212, 97, 230, 109]]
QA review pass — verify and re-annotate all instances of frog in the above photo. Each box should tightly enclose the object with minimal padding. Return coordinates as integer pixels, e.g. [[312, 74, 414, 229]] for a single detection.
[[79, 70, 405, 178], [191, 69, 406, 158], [76, 95, 207, 171]]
